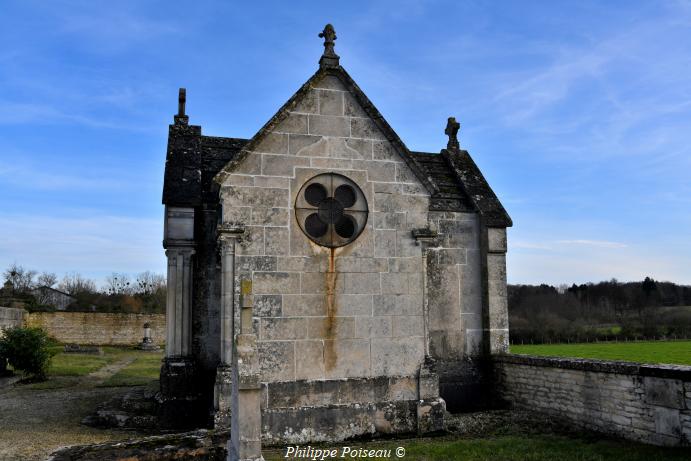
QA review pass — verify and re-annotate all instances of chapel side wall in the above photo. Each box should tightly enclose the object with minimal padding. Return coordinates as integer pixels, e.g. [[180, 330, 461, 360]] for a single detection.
[[427, 211, 482, 359], [192, 204, 223, 372], [425, 211, 488, 411], [219, 73, 430, 387], [495, 355, 691, 447]]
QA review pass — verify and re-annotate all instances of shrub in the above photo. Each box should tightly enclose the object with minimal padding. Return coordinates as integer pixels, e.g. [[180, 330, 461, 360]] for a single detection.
[[0, 327, 54, 380]]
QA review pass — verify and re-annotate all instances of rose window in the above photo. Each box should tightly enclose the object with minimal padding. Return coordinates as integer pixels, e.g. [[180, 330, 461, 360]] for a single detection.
[[295, 173, 368, 248]]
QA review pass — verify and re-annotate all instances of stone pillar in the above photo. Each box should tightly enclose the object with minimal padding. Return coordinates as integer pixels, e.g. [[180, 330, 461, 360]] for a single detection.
[[417, 357, 445, 434], [411, 228, 439, 358], [159, 245, 199, 428], [164, 247, 195, 357], [486, 227, 509, 354], [215, 224, 244, 432], [235, 280, 264, 461]]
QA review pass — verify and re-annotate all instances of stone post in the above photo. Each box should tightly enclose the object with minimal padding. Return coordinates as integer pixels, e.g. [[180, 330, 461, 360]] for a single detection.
[[234, 280, 264, 461], [215, 224, 244, 432], [411, 228, 439, 357], [485, 227, 509, 354], [159, 244, 198, 428], [164, 247, 195, 357]]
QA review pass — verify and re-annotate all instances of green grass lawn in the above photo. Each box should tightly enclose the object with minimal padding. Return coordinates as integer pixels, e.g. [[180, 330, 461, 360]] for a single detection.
[[511, 340, 691, 365], [99, 351, 162, 387], [263, 435, 691, 461], [18, 346, 162, 389], [46, 346, 139, 376]]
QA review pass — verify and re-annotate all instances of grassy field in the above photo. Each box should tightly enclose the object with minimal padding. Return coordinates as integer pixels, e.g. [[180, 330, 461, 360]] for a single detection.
[[511, 340, 691, 365], [99, 351, 162, 387], [263, 435, 691, 461], [17, 346, 163, 389]]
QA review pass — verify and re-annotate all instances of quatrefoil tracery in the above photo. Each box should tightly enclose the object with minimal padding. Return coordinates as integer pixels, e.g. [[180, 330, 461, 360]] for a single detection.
[[295, 173, 368, 248]]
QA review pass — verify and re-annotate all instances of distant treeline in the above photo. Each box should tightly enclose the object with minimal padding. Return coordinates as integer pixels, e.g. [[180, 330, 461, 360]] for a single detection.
[[1, 263, 166, 314], [509, 278, 691, 344]]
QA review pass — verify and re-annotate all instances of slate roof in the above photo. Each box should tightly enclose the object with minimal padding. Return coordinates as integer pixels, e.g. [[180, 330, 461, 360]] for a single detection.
[[162, 69, 511, 227]]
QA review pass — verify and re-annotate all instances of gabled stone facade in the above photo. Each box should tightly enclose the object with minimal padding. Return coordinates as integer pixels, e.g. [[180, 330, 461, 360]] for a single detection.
[[161, 25, 511, 459]]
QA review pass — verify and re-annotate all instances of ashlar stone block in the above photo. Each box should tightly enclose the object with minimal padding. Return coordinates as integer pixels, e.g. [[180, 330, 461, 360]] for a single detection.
[[295, 340, 325, 380], [344, 92, 367, 117], [282, 294, 326, 317], [351, 118, 386, 140], [337, 294, 374, 316], [258, 341, 295, 382], [307, 317, 355, 339], [380, 273, 409, 295], [374, 229, 396, 257], [318, 90, 344, 116], [260, 318, 307, 341], [371, 337, 424, 376], [292, 90, 318, 114], [254, 295, 282, 317], [312, 74, 347, 91], [265, 227, 290, 255], [373, 294, 421, 316], [254, 132, 288, 154], [253, 272, 300, 294], [308, 115, 350, 137], [392, 315, 424, 337], [355, 315, 392, 338], [275, 113, 308, 134], [251, 207, 289, 227], [323, 339, 371, 379], [345, 273, 381, 294], [261, 153, 310, 177]]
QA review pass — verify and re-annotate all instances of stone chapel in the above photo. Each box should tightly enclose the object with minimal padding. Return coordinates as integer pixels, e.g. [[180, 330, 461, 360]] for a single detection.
[[160, 25, 511, 458]]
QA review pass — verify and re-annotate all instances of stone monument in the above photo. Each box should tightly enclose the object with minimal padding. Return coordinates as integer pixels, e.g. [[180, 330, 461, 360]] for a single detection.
[[160, 24, 511, 459]]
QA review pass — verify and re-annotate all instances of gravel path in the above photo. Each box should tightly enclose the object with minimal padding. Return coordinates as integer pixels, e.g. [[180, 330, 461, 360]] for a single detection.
[[0, 357, 152, 461]]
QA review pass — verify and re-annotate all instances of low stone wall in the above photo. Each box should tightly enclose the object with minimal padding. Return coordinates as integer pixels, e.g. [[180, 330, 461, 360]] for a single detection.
[[0, 306, 26, 336], [25, 312, 166, 346], [494, 354, 691, 446]]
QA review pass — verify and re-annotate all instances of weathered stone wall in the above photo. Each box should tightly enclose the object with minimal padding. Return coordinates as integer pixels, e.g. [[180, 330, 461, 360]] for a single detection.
[[0, 306, 26, 336], [495, 354, 691, 446], [220, 73, 430, 383], [25, 312, 165, 346], [426, 211, 482, 359]]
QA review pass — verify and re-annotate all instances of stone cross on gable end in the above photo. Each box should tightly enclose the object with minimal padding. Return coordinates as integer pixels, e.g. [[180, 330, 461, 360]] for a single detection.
[[319, 24, 340, 68], [445, 117, 460, 150], [178, 88, 186, 117], [174, 88, 189, 125]]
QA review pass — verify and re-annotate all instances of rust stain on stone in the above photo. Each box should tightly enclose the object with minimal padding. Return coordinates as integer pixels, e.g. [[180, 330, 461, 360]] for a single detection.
[[324, 247, 338, 371]]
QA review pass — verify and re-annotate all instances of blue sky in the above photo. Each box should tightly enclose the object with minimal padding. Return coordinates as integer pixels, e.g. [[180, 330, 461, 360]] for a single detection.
[[1, 0, 690, 286]]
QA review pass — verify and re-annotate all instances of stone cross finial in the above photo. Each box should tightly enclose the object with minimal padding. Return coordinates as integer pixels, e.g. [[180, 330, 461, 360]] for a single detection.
[[445, 117, 460, 150], [174, 88, 189, 125], [319, 24, 340, 68], [178, 88, 186, 117]]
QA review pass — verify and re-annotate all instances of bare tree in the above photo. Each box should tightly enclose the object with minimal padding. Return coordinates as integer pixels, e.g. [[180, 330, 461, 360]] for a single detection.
[[104, 272, 133, 295], [37, 272, 58, 288], [135, 271, 166, 295], [58, 272, 97, 296], [2, 263, 37, 293]]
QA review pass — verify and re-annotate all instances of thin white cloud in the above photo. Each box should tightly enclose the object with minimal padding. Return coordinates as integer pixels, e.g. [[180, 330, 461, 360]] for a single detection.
[[556, 239, 628, 249], [0, 158, 132, 191], [0, 101, 155, 131]]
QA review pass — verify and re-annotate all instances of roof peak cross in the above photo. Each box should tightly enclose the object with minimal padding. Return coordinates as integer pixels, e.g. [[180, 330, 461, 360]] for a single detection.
[[319, 24, 340, 69], [174, 88, 189, 125], [445, 117, 460, 150]]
